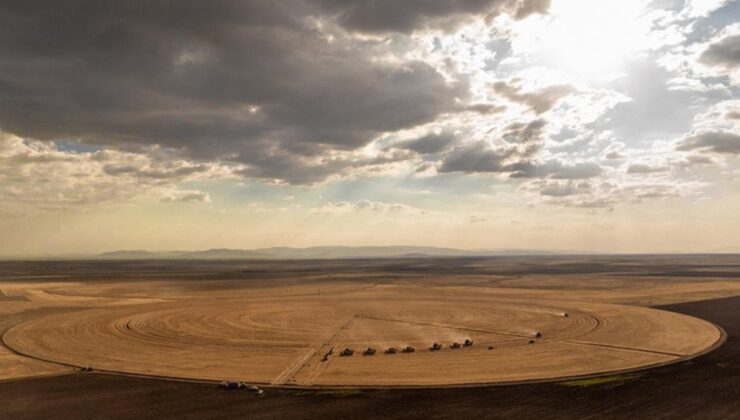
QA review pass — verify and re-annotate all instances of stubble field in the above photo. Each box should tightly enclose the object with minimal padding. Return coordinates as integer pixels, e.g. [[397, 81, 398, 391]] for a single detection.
[[1, 256, 737, 389]]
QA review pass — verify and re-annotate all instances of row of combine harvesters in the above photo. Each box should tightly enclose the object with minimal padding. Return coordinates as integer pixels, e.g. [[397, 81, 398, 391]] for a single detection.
[[338, 339, 474, 357]]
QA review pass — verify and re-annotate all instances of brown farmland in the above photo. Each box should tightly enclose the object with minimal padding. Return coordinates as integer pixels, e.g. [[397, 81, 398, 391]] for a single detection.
[[1, 256, 740, 417], [0, 255, 740, 419], [3, 285, 721, 386]]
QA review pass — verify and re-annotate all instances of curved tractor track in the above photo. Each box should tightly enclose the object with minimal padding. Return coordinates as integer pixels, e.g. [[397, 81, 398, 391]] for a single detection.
[[3, 285, 722, 388]]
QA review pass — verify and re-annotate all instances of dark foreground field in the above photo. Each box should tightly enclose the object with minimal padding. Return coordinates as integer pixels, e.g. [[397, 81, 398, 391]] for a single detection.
[[1, 295, 738, 420]]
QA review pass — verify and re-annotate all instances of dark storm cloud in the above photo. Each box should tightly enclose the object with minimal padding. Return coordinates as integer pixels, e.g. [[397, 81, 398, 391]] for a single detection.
[[438, 138, 602, 180], [437, 118, 547, 173], [102, 163, 212, 180], [462, 103, 508, 114], [235, 146, 410, 184], [626, 163, 668, 174], [502, 118, 547, 151], [535, 180, 591, 197], [314, 0, 550, 34], [0, 0, 467, 184], [508, 160, 603, 179], [394, 132, 458, 154], [492, 81, 575, 114], [438, 141, 513, 172], [677, 131, 740, 154], [701, 33, 740, 68], [547, 162, 603, 179], [436, 117, 602, 179]]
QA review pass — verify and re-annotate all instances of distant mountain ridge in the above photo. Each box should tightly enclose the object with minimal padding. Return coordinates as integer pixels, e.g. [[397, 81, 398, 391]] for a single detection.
[[96, 246, 564, 260]]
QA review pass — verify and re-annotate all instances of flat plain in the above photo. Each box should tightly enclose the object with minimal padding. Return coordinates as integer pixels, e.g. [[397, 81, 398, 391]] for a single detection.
[[1, 255, 739, 418]]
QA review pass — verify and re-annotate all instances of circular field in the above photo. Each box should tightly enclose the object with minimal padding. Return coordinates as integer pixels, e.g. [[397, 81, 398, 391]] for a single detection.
[[2, 285, 722, 387]]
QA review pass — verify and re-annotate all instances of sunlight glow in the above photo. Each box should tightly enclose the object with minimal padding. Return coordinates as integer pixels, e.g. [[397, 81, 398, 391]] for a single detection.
[[513, 0, 652, 81]]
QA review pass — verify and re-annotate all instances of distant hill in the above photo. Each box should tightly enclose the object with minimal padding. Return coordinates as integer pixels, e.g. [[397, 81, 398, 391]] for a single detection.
[[97, 250, 159, 259], [708, 247, 740, 254], [94, 246, 565, 260]]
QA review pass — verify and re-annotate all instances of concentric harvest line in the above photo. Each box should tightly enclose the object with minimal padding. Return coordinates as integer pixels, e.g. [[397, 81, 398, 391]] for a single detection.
[[1, 288, 726, 389]]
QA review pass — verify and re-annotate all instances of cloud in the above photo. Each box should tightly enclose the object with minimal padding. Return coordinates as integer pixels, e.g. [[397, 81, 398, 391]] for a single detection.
[[502, 119, 547, 149], [492, 81, 576, 114], [462, 103, 508, 114], [508, 160, 603, 179], [438, 141, 513, 173], [393, 132, 458, 154], [605, 151, 625, 160], [537, 180, 590, 197], [438, 139, 603, 179], [102, 163, 213, 180], [432, 113, 604, 180], [234, 147, 411, 185], [314, 0, 550, 34], [671, 99, 736, 165], [0, 132, 229, 212], [466, 215, 487, 223], [160, 191, 211, 203], [546, 162, 603, 179], [700, 33, 740, 69], [0, 1, 467, 184], [626, 163, 669, 174], [679, 154, 715, 166], [0, 0, 735, 221], [528, 179, 689, 211], [435, 119, 547, 174], [677, 131, 740, 154], [314, 200, 420, 214]]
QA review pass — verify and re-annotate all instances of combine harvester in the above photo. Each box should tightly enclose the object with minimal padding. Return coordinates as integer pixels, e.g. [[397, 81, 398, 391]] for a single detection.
[[450, 338, 473, 349], [218, 381, 264, 396], [321, 347, 334, 362]]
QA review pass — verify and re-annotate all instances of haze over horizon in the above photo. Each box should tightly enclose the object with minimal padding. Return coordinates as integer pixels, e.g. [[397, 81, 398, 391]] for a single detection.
[[7, 245, 740, 260], [1, 0, 739, 257]]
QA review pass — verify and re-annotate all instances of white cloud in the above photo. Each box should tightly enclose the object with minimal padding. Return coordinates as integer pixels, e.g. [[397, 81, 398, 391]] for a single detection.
[[0, 132, 231, 214], [313, 200, 421, 215], [160, 191, 212, 203]]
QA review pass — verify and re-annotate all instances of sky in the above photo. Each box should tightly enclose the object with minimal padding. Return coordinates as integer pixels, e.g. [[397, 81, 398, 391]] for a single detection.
[[0, 0, 739, 256]]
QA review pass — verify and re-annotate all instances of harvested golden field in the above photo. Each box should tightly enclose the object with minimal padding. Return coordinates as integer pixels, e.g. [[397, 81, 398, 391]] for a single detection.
[[2, 264, 729, 387]]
